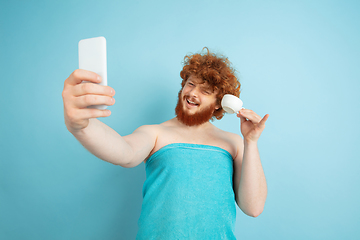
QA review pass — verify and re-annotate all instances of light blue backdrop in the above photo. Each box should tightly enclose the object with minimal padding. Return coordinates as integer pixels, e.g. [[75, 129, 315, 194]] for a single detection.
[[1, 0, 359, 239]]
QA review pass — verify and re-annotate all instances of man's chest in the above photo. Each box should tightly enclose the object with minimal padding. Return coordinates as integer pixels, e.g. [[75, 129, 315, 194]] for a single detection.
[[149, 128, 237, 159]]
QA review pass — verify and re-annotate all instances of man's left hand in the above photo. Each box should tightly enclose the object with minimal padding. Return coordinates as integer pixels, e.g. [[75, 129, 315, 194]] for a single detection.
[[236, 109, 269, 143]]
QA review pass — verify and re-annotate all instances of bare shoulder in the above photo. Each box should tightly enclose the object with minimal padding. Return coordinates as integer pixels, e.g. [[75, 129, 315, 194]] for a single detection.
[[133, 123, 161, 134], [226, 130, 243, 146], [127, 124, 162, 143], [211, 124, 244, 157], [212, 124, 243, 143], [130, 119, 177, 160], [129, 119, 173, 139]]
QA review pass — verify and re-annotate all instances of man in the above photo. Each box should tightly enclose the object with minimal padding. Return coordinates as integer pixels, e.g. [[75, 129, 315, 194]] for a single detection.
[[62, 49, 268, 239]]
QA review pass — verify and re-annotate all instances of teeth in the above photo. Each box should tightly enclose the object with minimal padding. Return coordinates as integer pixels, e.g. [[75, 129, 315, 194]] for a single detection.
[[187, 99, 198, 105]]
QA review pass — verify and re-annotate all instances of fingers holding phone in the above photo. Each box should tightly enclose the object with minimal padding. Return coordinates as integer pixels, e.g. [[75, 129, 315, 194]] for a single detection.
[[62, 69, 115, 132], [73, 82, 115, 109], [69, 69, 115, 109]]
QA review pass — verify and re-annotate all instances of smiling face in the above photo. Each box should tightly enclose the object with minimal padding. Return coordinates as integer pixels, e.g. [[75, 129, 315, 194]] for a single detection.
[[179, 49, 241, 120], [175, 75, 220, 126]]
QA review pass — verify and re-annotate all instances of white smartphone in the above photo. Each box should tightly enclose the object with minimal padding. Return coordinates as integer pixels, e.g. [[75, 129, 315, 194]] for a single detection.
[[78, 36, 107, 109]]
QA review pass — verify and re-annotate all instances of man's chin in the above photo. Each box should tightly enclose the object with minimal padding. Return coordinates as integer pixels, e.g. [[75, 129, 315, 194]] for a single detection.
[[175, 103, 215, 127], [182, 108, 197, 116]]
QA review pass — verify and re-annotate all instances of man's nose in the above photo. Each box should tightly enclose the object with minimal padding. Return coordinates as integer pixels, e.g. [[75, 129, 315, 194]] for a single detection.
[[188, 87, 200, 97]]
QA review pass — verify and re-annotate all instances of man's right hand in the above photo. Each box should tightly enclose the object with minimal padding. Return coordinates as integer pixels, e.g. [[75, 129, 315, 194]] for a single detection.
[[62, 69, 115, 133]]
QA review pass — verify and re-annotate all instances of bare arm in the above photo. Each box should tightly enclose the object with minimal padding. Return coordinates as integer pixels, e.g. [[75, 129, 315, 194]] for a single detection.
[[233, 139, 267, 217], [233, 109, 269, 217], [71, 119, 157, 167], [62, 69, 156, 168]]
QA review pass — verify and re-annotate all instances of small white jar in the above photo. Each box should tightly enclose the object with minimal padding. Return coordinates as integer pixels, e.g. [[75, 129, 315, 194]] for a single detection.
[[221, 94, 244, 114]]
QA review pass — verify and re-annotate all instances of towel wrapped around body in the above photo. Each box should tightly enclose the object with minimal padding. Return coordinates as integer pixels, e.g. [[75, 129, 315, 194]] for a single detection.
[[136, 143, 237, 240]]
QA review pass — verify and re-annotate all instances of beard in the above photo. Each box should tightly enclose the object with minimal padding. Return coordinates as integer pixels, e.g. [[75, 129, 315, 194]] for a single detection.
[[175, 91, 216, 126]]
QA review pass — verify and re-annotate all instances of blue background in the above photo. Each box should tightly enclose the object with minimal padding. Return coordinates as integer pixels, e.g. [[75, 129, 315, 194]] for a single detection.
[[1, 0, 359, 239]]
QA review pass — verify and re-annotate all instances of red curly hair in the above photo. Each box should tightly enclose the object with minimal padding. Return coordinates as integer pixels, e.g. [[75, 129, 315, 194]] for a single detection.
[[180, 48, 241, 120]]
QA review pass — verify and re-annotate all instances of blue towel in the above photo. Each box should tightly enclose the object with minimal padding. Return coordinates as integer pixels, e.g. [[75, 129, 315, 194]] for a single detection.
[[136, 143, 236, 240]]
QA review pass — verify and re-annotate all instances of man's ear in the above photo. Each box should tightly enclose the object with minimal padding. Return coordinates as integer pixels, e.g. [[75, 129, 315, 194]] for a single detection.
[[215, 104, 221, 110]]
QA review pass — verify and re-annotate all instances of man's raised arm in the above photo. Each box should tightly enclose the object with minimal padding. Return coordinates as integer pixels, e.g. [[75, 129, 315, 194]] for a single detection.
[[62, 69, 156, 167]]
